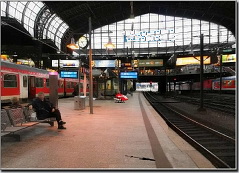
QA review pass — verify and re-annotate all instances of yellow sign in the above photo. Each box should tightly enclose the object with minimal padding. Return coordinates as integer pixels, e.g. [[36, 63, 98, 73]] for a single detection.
[[131, 60, 138, 67], [222, 54, 236, 63], [176, 56, 211, 66]]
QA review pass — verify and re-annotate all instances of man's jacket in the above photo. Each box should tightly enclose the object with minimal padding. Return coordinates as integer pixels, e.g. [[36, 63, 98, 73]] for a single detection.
[[32, 98, 54, 120]]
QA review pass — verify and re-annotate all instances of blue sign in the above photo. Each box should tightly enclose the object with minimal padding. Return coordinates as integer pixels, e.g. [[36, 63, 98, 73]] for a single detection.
[[93, 60, 115, 67], [60, 71, 78, 78], [120, 72, 138, 79]]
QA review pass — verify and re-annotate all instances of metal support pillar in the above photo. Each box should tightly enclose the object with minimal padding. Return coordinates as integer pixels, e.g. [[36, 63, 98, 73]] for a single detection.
[[219, 54, 222, 95], [78, 59, 81, 96], [83, 73, 87, 96], [198, 34, 206, 111], [89, 17, 93, 114]]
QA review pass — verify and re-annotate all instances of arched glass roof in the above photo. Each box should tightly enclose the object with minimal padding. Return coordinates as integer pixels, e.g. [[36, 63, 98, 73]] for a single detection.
[[1, 1, 69, 50], [81, 13, 235, 55]]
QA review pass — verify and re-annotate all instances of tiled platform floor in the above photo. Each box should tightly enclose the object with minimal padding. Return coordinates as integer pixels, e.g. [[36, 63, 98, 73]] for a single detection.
[[1, 93, 215, 170]]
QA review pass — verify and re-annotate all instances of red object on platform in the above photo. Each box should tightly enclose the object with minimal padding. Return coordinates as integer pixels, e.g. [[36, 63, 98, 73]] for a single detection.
[[115, 93, 128, 101]]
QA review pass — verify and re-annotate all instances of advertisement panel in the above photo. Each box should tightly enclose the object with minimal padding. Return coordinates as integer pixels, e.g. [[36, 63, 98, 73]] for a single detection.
[[92, 60, 116, 67], [120, 72, 138, 79], [60, 71, 78, 78], [176, 56, 211, 66], [132, 60, 138, 67], [52, 60, 79, 67], [138, 59, 163, 67], [222, 54, 236, 63]]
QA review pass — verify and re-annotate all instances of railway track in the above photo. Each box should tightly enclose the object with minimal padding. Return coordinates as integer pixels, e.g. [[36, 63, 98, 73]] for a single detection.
[[144, 92, 236, 168], [171, 95, 235, 115]]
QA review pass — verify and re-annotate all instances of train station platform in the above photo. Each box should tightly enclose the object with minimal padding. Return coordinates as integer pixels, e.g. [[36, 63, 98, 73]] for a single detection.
[[1, 93, 215, 170]]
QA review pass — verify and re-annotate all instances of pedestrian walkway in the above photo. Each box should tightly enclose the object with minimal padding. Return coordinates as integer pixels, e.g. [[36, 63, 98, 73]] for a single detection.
[[1, 93, 215, 170]]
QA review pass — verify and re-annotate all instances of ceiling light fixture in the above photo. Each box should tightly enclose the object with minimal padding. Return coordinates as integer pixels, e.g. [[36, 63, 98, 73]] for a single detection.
[[104, 37, 115, 50], [67, 38, 79, 50]]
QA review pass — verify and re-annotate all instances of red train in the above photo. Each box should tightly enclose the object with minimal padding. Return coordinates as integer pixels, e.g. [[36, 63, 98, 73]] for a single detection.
[[1, 61, 89, 103], [168, 76, 236, 92]]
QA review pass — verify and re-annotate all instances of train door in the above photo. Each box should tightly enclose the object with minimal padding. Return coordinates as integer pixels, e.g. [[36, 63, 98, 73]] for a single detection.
[[28, 76, 36, 99], [19, 74, 28, 100]]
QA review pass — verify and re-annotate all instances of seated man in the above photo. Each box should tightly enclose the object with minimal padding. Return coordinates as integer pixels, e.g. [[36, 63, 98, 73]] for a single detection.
[[10, 97, 23, 109], [32, 92, 66, 129]]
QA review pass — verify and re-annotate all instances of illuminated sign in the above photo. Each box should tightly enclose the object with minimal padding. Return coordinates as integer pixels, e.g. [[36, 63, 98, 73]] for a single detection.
[[60, 71, 78, 78], [123, 29, 175, 42], [176, 56, 211, 66], [17, 59, 35, 66], [92, 60, 116, 67], [222, 54, 236, 63], [132, 60, 138, 67], [116, 60, 121, 67], [120, 72, 138, 79], [138, 59, 163, 67], [122, 63, 131, 67], [52, 60, 79, 67]]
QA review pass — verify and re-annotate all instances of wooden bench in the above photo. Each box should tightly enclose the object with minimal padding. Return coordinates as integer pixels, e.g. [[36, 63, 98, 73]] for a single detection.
[[1, 108, 55, 141]]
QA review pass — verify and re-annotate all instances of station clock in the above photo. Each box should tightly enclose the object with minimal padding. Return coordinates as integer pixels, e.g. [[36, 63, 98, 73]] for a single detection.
[[78, 36, 88, 49]]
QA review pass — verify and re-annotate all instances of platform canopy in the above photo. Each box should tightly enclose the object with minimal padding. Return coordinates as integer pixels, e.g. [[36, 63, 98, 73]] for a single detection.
[[1, 1, 236, 57]]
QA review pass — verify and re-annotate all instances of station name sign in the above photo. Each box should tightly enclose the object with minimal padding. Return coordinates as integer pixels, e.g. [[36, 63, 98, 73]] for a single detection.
[[123, 29, 175, 42]]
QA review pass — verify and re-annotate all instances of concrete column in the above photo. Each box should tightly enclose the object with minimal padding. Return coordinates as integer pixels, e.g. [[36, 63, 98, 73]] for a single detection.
[[83, 73, 87, 96], [49, 74, 58, 109]]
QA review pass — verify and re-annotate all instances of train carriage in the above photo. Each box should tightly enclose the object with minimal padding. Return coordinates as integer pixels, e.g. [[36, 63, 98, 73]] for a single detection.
[[1, 61, 89, 103], [212, 76, 236, 90], [1, 61, 49, 102]]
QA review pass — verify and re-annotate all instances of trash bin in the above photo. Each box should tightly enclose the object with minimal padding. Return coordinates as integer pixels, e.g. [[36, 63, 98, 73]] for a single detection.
[[74, 96, 80, 110], [74, 96, 86, 110], [79, 96, 85, 110]]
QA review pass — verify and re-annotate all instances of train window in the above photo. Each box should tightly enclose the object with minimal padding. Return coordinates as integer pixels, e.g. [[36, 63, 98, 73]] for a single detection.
[[36, 78, 44, 87], [71, 82, 75, 88], [58, 81, 64, 88], [4, 74, 17, 87], [223, 81, 227, 86], [227, 80, 232, 86], [23, 76, 27, 87], [67, 82, 71, 88], [46, 79, 50, 87]]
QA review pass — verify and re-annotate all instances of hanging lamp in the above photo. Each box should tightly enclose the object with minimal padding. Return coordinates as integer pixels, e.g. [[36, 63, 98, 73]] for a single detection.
[[104, 37, 115, 50], [67, 38, 79, 50]]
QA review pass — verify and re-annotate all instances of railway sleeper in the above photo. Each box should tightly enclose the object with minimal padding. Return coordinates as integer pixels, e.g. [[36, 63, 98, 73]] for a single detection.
[[182, 129, 206, 133], [195, 138, 230, 143], [217, 157, 235, 168], [199, 141, 233, 148], [175, 125, 201, 130], [206, 145, 235, 150], [188, 133, 214, 137], [210, 149, 235, 156]]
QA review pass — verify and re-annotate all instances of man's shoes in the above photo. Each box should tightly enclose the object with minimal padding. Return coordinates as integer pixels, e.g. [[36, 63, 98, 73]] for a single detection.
[[58, 125, 66, 129], [59, 121, 66, 125]]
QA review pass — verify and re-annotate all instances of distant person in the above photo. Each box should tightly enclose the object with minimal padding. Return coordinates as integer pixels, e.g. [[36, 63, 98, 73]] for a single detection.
[[129, 87, 134, 96], [73, 84, 79, 96], [10, 97, 23, 108], [32, 92, 66, 129]]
